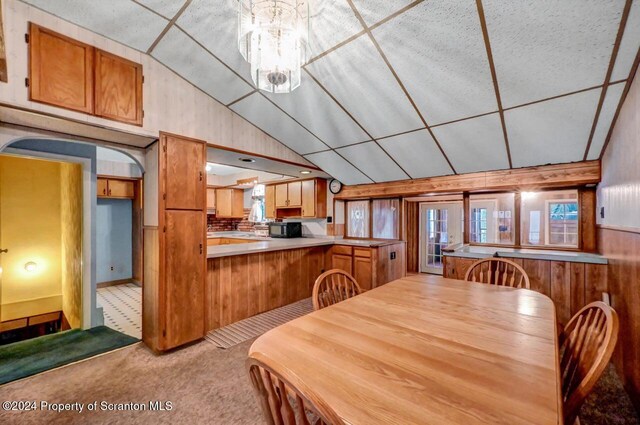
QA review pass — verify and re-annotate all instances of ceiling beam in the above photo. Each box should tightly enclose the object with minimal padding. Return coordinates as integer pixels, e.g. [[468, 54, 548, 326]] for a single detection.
[[583, 0, 633, 160], [475, 0, 512, 169], [335, 160, 601, 199]]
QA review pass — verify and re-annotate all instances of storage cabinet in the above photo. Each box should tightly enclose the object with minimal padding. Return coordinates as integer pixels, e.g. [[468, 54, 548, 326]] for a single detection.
[[95, 49, 143, 126], [143, 132, 207, 352], [215, 188, 244, 218], [28, 23, 143, 125], [266, 178, 327, 218], [206, 187, 216, 211], [163, 134, 205, 210], [330, 243, 405, 290], [97, 177, 135, 199], [28, 23, 94, 114], [265, 185, 276, 219]]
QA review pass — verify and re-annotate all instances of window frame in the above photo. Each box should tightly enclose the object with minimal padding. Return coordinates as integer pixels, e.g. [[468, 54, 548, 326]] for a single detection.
[[344, 198, 401, 240], [544, 199, 579, 248]]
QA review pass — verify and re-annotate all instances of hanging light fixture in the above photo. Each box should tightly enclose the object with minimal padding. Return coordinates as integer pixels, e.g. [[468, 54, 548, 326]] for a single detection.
[[238, 0, 310, 93]]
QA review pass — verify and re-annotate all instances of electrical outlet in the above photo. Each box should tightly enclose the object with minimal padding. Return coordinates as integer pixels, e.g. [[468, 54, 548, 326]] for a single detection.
[[110, 266, 114, 271], [390, 252, 396, 260]]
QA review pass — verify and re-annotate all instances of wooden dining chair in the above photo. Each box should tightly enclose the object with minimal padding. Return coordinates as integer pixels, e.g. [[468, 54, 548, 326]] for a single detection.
[[312, 269, 362, 311], [560, 301, 619, 425], [464, 258, 530, 289], [247, 354, 344, 425]]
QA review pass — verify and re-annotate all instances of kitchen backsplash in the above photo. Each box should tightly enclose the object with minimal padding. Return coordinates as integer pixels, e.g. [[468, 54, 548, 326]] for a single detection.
[[207, 208, 254, 232]]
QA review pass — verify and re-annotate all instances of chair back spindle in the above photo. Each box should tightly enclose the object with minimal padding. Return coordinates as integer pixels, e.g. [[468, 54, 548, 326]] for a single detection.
[[464, 258, 530, 289], [312, 269, 362, 311]]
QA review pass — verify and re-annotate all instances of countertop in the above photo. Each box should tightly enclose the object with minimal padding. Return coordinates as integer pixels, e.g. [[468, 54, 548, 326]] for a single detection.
[[206, 232, 404, 259], [443, 244, 607, 264]]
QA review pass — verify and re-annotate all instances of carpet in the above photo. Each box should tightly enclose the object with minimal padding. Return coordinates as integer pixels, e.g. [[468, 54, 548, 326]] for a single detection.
[[206, 298, 313, 349], [0, 326, 139, 385], [0, 337, 637, 424]]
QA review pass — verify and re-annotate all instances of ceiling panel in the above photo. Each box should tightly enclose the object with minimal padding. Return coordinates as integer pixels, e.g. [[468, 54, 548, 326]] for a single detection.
[[306, 36, 423, 139], [373, 1, 497, 126], [264, 74, 370, 148], [351, 0, 415, 27], [231, 93, 328, 155], [22, 0, 168, 52], [136, 0, 185, 20], [587, 82, 625, 160], [611, 0, 640, 82], [308, 0, 364, 58], [336, 142, 409, 182], [152, 27, 253, 105], [506, 89, 601, 168], [177, 0, 251, 80], [304, 151, 372, 185], [483, 0, 624, 108], [432, 113, 509, 174], [379, 130, 453, 178]]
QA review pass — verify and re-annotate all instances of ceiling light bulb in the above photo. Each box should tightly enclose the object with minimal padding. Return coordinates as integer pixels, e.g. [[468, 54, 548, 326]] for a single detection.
[[24, 261, 38, 272], [300, 170, 311, 175]]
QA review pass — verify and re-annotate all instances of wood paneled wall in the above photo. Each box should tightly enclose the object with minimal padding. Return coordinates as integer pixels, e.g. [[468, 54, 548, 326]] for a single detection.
[[404, 202, 419, 274], [598, 227, 640, 411], [206, 247, 326, 330]]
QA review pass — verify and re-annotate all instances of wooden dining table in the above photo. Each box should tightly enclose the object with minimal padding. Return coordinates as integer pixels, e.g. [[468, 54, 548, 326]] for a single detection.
[[249, 274, 562, 425]]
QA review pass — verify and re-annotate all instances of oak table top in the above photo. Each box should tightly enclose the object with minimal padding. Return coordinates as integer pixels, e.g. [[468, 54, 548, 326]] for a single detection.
[[249, 274, 562, 425]]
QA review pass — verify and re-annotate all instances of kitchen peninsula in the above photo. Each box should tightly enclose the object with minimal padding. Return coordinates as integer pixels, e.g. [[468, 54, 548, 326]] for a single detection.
[[205, 232, 405, 331]]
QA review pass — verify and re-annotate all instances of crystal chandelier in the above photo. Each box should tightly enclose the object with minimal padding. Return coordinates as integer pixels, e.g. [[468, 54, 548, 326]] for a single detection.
[[238, 0, 310, 93]]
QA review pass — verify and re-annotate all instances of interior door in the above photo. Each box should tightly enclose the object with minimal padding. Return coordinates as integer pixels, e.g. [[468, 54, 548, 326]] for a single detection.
[[419, 202, 462, 275]]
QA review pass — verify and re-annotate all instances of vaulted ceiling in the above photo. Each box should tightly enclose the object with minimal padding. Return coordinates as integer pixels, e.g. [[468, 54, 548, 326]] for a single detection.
[[20, 0, 640, 185]]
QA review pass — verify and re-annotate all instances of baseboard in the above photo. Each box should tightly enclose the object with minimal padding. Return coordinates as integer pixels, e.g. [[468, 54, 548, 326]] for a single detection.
[[96, 278, 133, 289]]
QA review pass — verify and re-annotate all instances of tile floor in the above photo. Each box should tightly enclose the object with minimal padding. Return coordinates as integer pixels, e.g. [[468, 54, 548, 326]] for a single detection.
[[96, 283, 141, 339]]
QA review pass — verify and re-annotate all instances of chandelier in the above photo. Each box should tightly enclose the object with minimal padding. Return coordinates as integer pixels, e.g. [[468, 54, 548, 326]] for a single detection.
[[238, 0, 310, 93]]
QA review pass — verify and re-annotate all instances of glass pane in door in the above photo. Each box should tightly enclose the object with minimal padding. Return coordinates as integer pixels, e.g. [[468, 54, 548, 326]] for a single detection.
[[420, 202, 462, 275]]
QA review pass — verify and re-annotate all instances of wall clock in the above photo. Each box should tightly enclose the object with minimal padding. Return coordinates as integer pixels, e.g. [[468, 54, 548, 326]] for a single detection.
[[329, 179, 343, 194]]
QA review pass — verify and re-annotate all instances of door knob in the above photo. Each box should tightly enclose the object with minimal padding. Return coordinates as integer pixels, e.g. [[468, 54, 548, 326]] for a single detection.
[[0, 248, 8, 254]]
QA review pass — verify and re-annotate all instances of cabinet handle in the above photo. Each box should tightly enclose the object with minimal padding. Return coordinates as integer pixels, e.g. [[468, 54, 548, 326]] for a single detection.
[[199, 171, 203, 181], [199, 243, 203, 254], [103, 188, 107, 195], [108, 189, 111, 196]]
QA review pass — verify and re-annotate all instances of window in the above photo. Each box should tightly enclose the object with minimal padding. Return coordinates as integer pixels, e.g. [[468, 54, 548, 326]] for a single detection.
[[521, 190, 579, 248], [469, 193, 515, 245], [346, 198, 400, 239]]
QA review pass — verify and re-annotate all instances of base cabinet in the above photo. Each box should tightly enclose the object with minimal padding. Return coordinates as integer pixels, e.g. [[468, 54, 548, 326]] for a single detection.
[[330, 243, 405, 290], [443, 255, 608, 326]]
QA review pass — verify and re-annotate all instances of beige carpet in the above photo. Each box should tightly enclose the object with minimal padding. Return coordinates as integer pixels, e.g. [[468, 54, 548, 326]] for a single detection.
[[0, 339, 262, 425], [0, 337, 637, 425]]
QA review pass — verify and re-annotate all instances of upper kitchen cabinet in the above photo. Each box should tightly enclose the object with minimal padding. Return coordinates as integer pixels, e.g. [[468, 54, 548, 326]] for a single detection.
[[28, 23, 94, 114], [161, 133, 206, 211], [28, 23, 143, 125], [95, 49, 143, 126], [97, 177, 135, 199], [215, 188, 244, 218], [267, 178, 327, 218]]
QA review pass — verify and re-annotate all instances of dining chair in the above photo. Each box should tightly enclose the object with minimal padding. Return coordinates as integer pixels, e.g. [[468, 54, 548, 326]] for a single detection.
[[247, 354, 344, 425], [560, 301, 619, 425], [312, 269, 362, 311], [464, 258, 530, 289]]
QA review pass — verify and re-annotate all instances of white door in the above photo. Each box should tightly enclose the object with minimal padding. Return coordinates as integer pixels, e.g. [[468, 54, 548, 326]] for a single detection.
[[419, 202, 463, 275]]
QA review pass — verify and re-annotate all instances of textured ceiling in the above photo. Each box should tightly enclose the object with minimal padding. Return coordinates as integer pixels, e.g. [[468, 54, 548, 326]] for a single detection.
[[20, 0, 640, 185]]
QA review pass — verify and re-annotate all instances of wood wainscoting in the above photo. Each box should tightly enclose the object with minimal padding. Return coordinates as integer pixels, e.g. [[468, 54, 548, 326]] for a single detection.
[[443, 256, 607, 326], [206, 247, 326, 331], [598, 225, 640, 411]]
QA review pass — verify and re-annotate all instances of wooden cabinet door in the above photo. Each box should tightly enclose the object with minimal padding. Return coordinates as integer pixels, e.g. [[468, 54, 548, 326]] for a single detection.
[[29, 23, 94, 114], [231, 189, 245, 218], [108, 179, 134, 198], [97, 178, 109, 198], [95, 49, 143, 126], [332, 254, 353, 275], [353, 256, 373, 290], [265, 185, 276, 218], [163, 134, 205, 210], [275, 184, 288, 207], [206, 188, 216, 210], [301, 179, 315, 217], [215, 189, 232, 217], [164, 210, 205, 349], [288, 181, 302, 207]]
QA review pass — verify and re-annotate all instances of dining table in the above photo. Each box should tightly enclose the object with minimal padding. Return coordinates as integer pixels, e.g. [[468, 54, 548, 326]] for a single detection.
[[248, 273, 562, 424]]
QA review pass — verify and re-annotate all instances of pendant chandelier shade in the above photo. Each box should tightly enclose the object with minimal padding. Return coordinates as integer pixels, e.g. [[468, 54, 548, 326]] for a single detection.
[[238, 0, 310, 93]]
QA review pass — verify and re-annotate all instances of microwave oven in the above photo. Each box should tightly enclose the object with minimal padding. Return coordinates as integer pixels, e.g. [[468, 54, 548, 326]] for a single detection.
[[269, 222, 302, 238]]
